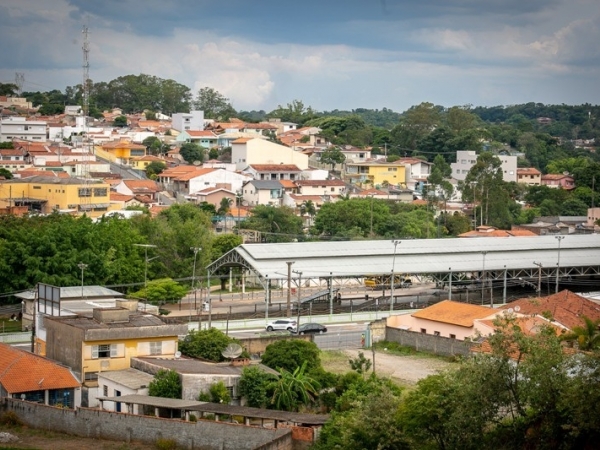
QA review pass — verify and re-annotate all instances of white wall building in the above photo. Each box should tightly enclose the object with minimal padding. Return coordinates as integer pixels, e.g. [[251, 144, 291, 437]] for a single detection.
[[451, 150, 517, 182], [0, 117, 47, 143], [231, 138, 309, 171], [172, 111, 205, 132]]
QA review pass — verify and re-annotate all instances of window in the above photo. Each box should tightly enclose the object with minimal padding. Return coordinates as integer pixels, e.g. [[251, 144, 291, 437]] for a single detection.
[[434, 331, 440, 336], [149, 341, 162, 355], [33, 186, 41, 190], [92, 344, 117, 359], [103, 385, 108, 396], [93, 188, 107, 197], [449, 334, 456, 339], [78, 188, 92, 197], [85, 372, 98, 381], [420, 328, 427, 334]]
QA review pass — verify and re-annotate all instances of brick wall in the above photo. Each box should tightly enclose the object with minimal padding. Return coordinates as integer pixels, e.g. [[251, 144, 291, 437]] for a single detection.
[[385, 327, 472, 357], [1, 398, 292, 450]]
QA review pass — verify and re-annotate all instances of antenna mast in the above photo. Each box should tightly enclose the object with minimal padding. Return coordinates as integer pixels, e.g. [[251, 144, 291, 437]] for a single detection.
[[81, 25, 92, 213], [14, 73, 24, 96]]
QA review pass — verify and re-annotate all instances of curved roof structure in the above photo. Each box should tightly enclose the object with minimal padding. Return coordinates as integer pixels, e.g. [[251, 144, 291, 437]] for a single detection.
[[208, 235, 600, 283]]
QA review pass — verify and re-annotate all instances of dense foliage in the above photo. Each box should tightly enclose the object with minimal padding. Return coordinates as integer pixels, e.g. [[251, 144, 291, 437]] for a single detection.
[[178, 328, 244, 362], [148, 369, 182, 399], [260, 339, 322, 373]]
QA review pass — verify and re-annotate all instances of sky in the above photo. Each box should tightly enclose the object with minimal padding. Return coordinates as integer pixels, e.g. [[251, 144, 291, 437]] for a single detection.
[[1, 0, 599, 113]]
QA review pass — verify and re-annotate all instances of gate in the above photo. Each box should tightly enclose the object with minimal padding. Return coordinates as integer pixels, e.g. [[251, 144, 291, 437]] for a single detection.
[[313, 329, 367, 350]]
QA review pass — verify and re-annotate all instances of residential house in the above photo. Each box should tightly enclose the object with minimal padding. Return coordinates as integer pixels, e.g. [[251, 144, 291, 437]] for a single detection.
[[587, 207, 600, 227], [458, 225, 538, 238], [0, 343, 81, 408], [97, 368, 154, 412], [517, 168, 542, 186], [187, 186, 236, 211], [114, 179, 161, 203], [267, 118, 297, 134], [0, 95, 34, 110], [129, 155, 171, 171], [498, 290, 600, 330], [243, 164, 303, 182], [397, 157, 432, 191], [131, 356, 278, 404], [241, 180, 283, 206], [344, 160, 407, 188], [387, 300, 497, 340], [99, 140, 146, 164], [171, 111, 205, 132], [158, 166, 251, 196], [203, 159, 237, 172], [451, 150, 517, 182], [541, 173, 575, 190], [231, 138, 309, 171], [175, 130, 219, 148], [44, 305, 188, 405], [0, 146, 31, 173], [0, 175, 112, 216], [295, 179, 346, 197], [0, 116, 47, 143]]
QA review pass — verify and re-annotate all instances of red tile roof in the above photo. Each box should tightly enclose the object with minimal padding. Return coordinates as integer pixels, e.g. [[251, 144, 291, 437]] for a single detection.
[[0, 343, 79, 394], [412, 300, 494, 327], [499, 290, 600, 330]]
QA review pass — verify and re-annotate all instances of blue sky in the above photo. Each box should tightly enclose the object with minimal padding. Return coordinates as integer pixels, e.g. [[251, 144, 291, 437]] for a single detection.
[[1, 0, 599, 113]]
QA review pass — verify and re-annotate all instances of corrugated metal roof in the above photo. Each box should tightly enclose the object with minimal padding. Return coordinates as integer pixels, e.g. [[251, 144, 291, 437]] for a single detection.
[[225, 235, 600, 279]]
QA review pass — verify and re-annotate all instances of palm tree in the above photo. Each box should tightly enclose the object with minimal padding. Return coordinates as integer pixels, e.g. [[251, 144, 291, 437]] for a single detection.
[[561, 316, 600, 351], [270, 361, 320, 411], [300, 200, 316, 226]]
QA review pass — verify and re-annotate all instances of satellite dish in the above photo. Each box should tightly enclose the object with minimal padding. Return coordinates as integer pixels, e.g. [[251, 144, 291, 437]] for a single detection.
[[193, 160, 202, 166], [507, 308, 514, 314], [221, 343, 243, 360], [514, 306, 521, 312], [175, 351, 182, 359]]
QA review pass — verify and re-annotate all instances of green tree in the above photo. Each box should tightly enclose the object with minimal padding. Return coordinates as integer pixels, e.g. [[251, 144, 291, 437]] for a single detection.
[[319, 146, 346, 171], [113, 115, 128, 127], [268, 99, 317, 126], [208, 380, 231, 404], [145, 160, 166, 178], [239, 366, 276, 408], [241, 205, 303, 243], [261, 339, 321, 373], [179, 142, 204, 164], [148, 369, 182, 399], [179, 328, 242, 362], [0, 83, 18, 96], [194, 87, 236, 120], [561, 316, 600, 350], [348, 351, 372, 378], [0, 168, 13, 179], [127, 278, 187, 305], [210, 233, 242, 261], [270, 362, 320, 412], [560, 197, 589, 216]]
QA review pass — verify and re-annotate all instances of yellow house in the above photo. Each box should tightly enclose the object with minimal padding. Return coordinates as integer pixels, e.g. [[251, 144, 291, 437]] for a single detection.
[[44, 305, 188, 385], [130, 155, 168, 171], [100, 140, 146, 163], [0, 175, 114, 217], [345, 160, 407, 187]]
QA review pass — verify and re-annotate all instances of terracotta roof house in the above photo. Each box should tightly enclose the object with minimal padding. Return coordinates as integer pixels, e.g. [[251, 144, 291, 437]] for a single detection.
[[244, 164, 303, 181], [114, 179, 160, 201], [459, 225, 537, 238], [541, 173, 575, 190], [388, 300, 498, 340], [0, 343, 81, 408], [499, 290, 600, 330], [517, 168, 542, 186]]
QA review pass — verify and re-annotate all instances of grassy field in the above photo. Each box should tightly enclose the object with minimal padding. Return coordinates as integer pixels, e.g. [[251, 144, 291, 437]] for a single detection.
[[0, 318, 22, 334]]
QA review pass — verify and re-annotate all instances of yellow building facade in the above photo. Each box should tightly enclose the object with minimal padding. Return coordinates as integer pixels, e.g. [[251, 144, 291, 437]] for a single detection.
[[345, 161, 407, 187], [0, 175, 113, 217]]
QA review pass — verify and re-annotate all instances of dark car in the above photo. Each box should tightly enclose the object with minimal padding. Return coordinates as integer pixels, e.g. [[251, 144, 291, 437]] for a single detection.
[[297, 323, 327, 335]]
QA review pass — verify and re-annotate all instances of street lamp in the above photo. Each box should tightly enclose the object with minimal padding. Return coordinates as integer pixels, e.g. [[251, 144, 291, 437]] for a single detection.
[[481, 251, 487, 305], [191, 247, 201, 311], [236, 191, 244, 235], [286, 261, 294, 318], [390, 240, 401, 312], [77, 262, 88, 299], [555, 236, 565, 293]]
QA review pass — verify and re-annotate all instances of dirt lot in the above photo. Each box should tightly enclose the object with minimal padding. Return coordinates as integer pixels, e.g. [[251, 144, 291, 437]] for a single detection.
[[0, 426, 149, 450], [322, 349, 456, 387]]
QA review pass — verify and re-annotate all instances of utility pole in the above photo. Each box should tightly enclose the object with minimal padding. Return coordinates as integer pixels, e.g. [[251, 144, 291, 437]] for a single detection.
[[533, 261, 543, 297], [390, 240, 401, 312], [77, 262, 88, 299], [555, 236, 564, 294], [190, 247, 201, 311], [286, 261, 294, 318]]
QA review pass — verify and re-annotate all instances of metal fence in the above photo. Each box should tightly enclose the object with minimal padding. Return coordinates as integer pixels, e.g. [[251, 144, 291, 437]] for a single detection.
[[313, 329, 367, 350], [0, 332, 31, 343]]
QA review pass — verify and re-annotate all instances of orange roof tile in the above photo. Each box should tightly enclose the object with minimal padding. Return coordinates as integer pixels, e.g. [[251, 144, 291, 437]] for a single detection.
[[122, 180, 159, 192], [499, 290, 600, 330], [110, 193, 135, 202], [0, 343, 79, 394], [412, 300, 494, 327], [279, 180, 298, 188]]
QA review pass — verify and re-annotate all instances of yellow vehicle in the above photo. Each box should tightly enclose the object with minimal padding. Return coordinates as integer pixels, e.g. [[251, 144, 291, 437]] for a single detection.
[[364, 275, 411, 289]]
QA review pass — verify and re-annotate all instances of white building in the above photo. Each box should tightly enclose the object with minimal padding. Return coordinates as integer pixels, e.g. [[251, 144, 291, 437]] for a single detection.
[[0, 117, 47, 143], [451, 150, 517, 182], [172, 111, 204, 132], [231, 137, 309, 171]]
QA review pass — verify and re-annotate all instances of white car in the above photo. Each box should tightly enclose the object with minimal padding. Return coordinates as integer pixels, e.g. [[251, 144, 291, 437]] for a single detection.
[[265, 319, 297, 332]]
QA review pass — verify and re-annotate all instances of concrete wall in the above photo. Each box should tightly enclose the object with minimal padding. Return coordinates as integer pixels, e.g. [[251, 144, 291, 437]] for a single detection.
[[238, 335, 313, 356], [1, 398, 292, 450], [385, 327, 472, 357]]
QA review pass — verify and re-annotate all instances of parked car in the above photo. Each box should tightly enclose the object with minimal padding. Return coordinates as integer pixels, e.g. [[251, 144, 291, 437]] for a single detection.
[[265, 319, 297, 332], [297, 323, 327, 335]]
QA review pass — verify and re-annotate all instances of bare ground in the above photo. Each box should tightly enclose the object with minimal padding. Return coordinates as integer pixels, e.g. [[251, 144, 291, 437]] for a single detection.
[[322, 349, 456, 387]]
